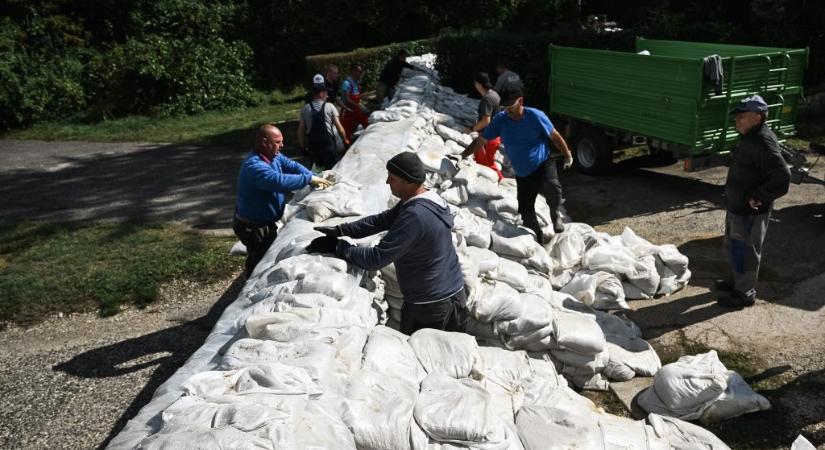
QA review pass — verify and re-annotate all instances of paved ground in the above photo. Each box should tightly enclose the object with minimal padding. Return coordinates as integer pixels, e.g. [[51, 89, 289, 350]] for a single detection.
[[0, 139, 823, 449]]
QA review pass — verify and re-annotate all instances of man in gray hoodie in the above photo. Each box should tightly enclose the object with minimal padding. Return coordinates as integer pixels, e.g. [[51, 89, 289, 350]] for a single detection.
[[717, 95, 790, 308], [307, 152, 467, 335]]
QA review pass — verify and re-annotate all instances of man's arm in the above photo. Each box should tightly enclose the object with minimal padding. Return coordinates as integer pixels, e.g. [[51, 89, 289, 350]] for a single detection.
[[332, 115, 349, 146], [752, 141, 791, 204], [250, 159, 311, 193], [549, 128, 573, 163], [468, 115, 491, 133], [277, 153, 313, 177], [338, 210, 419, 270], [461, 136, 488, 159], [339, 203, 403, 238]]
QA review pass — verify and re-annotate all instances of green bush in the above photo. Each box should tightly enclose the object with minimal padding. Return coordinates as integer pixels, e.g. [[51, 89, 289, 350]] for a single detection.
[[0, 17, 89, 130], [434, 29, 635, 110], [305, 38, 436, 92]]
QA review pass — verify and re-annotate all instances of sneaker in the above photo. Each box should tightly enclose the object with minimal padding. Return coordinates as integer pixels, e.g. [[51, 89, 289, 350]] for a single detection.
[[714, 279, 734, 291], [717, 291, 755, 308]]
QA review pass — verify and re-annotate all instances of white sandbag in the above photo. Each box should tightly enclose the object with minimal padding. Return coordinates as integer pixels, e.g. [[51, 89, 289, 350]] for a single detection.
[[137, 420, 274, 450], [495, 293, 554, 335], [516, 406, 604, 450], [647, 414, 731, 450], [560, 270, 629, 310], [597, 413, 669, 450], [519, 245, 553, 274], [219, 339, 338, 389], [464, 197, 490, 218], [436, 124, 472, 147], [409, 328, 484, 379], [494, 258, 530, 292], [229, 240, 247, 256], [453, 208, 493, 248], [487, 197, 519, 218], [583, 243, 660, 296], [441, 184, 469, 206], [603, 335, 661, 381], [463, 246, 498, 276], [444, 139, 466, 156], [370, 110, 403, 123], [418, 149, 458, 177], [638, 350, 770, 423], [478, 347, 531, 391], [294, 270, 355, 300], [467, 177, 504, 200], [344, 369, 420, 450], [550, 348, 609, 376], [362, 325, 426, 386], [472, 281, 522, 323], [491, 221, 538, 259], [414, 373, 519, 448], [261, 254, 347, 285], [499, 324, 555, 352], [300, 181, 367, 222], [790, 435, 816, 450], [552, 308, 607, 355], [181, 364, 320, 399]]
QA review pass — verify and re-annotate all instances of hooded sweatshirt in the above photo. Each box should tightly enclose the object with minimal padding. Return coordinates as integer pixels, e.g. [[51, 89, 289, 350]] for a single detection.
[[337, 190, 464, 304]]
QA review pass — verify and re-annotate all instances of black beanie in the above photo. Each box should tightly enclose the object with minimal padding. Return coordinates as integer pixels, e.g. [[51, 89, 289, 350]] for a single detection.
[[386, 152, 425, 184]]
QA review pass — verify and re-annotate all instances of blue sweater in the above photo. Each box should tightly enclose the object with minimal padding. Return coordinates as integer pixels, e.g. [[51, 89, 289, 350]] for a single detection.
[[235, 152, 312, 223], [337, 194, 464, 304], [482, 107, 555, 177]]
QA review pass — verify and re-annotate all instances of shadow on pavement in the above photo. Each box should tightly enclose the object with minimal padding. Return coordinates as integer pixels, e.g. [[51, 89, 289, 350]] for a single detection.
[[0, 120, 304, 229], [53, 275, 246, 450]]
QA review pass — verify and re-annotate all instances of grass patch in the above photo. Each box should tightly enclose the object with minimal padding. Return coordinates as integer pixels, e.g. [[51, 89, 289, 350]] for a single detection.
[[1, 87, 305, 144], [0, 220, 241, 325]]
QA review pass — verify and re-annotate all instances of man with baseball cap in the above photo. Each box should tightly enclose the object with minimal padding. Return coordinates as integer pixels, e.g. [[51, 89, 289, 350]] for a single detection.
[[465, 72, 503, 180], [716, 94, 790, 307], [306, 152, 467, 335], [462, 89, 574, 244]]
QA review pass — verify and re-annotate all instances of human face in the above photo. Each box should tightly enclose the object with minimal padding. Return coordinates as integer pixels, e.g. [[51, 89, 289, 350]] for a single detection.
[[386, 172, 413, 199], [353, 67, 363, 80], [503, 97, 524, 120], [734, 112, 761, 135], [326, 67, 340, 82], [260, 129, 284, 158]]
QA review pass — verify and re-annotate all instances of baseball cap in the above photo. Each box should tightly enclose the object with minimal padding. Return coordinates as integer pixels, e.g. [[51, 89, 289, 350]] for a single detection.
[[312, 73, 325, 84], [500, 88, 523, 107], [730, 95, 768, 114], [475, 72, 492, 89]]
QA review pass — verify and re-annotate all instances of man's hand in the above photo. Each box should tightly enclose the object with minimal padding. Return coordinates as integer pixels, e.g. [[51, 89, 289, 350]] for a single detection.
[[563, 154, 574, 170], [310, 176, 333, 189], [748, 198, 762, 210], [306, 236, 338, 254], [314, 225, 342, 238]]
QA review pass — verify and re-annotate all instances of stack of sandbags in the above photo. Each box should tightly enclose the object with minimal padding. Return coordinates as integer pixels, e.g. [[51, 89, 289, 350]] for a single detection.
[[638, 350, 770, 424]]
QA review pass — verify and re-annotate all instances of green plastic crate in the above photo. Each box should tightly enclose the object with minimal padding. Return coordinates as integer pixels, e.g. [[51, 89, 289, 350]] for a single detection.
[[549, 38, 808, 156]]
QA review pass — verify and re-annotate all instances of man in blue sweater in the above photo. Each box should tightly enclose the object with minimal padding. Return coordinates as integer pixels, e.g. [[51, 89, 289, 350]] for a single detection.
[[462, 89, 574, 244], [234, 124, 332, 277], [307, 153, 467, 335]]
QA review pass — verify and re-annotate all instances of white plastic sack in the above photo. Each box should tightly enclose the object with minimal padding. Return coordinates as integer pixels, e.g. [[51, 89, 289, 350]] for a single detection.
[[408, 328, 484, 379], [362, 325, 426, 386], [647, 414, 731, 450], [560, 270, 628, 310], [516, 406, 603, 450], [491, 221, 538, 259]]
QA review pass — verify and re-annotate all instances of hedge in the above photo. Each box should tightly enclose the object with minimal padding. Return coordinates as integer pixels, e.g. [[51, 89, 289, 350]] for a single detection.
[[305, 38, 436, 92]]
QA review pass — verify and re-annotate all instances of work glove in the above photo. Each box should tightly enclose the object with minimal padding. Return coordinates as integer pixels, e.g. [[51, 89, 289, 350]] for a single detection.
[[306, 235, 339, 254], [310, 176, 333, 189], [563, 155, 574, 170], [314, 225, 343, 238]]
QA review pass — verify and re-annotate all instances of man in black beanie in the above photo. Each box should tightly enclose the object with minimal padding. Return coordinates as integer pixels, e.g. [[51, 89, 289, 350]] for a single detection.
[[307, 152, 467, 335]]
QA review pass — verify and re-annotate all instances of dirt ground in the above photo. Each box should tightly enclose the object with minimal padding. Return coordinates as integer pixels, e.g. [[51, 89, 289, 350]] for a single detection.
[[0, 143, 823, 449], [564, 157, 825, 449]]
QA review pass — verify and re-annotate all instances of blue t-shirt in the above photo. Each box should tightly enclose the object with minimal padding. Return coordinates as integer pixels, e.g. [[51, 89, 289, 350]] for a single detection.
[[482, 107, 555, 177]]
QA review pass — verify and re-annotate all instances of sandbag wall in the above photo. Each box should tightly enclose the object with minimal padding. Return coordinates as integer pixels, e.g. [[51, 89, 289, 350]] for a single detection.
[[108, 55, 730, 450]]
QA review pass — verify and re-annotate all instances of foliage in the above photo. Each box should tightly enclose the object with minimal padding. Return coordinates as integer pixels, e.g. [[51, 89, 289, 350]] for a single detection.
[[434, 29, 636, 109], [305, 39, 436, 91], [0, 220, 240, 324]]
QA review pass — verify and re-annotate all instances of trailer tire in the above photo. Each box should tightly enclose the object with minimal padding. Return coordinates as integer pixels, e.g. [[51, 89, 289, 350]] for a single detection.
[[573, 129, 613, 175]]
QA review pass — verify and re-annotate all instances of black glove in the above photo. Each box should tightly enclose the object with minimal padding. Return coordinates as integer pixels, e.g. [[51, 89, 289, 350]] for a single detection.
[[314, 225, 343, 238], [306, 236, 339, 254]]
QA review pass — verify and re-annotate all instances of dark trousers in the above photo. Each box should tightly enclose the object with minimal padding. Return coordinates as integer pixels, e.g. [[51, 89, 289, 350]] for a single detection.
[[233, 215, 278, 277], [516, 158, 563, 243], [724, 210, 770, 299], [308, 143, 342, 171], [400, 289, 468, 336]]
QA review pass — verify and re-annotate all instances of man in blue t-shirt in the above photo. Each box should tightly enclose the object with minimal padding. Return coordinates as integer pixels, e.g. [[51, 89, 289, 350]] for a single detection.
[[463, 89, 574, 244], [234, 124, 332, 276]]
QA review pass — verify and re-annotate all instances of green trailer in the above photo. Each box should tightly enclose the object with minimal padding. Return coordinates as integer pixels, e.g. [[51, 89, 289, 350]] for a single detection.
[[548, 38, 808, 174]]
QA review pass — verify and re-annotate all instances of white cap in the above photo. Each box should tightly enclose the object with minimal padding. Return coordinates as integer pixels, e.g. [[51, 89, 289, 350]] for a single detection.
[[312, 74, 325, 84]]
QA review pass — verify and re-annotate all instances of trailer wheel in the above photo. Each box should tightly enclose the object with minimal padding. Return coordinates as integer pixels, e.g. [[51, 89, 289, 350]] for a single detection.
[[573, 129, 613, 174]]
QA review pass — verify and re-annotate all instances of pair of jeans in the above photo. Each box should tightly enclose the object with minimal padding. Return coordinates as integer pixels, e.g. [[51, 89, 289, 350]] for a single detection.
[[515, 158, 563, 243], [400, 289, 468, 336], [724, 210, 770, 299], [233, 215, 278, 277]]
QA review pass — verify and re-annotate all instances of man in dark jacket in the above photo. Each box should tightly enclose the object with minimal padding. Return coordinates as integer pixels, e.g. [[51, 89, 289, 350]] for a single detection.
[[376, 49, 421, 103], [306, 153, 467, 335], [717, 95, 791, 307]]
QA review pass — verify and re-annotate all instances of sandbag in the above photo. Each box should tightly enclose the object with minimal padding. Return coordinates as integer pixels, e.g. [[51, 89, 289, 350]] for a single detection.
[[300, 181, 367, 222], [551, 309, 607, 355], [516, 406, 604, 450], [344, 369, 421, 450], [494, 258, 530, 292], [408, 329, 484, 379], [647, 414, 731, 450], [362, 325, 426, 385], [471, 281, 522, 323], [491, 221, 538, 259], [560, 270, 628, 310]]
